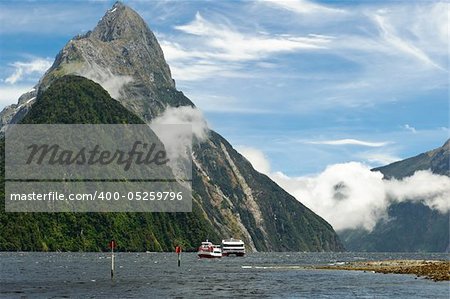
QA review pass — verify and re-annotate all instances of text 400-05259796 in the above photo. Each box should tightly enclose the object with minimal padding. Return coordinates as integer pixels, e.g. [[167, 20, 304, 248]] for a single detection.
[[95, 191, 184, 201]]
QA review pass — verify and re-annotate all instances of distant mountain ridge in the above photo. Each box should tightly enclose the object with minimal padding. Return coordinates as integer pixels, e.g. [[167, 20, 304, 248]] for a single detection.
[[373, 139, 450, 178], [340, 140, 450, 252], [0, 2, 343, 251]]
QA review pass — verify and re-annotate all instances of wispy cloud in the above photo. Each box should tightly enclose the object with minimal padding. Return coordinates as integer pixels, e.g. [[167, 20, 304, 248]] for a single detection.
[[307, 139, 390, 147], [175, 12, 331, 61], [360, 153, 401, 166], [236, 146, 271, 175], [184, 92, 276, 114], [372, 13, 446, 72], [4, 58, 52, 84], [262, 0, 346, 15], [157, 1, 448, 111], [161, 12, 332, 80], [403, 124, 417, 134]]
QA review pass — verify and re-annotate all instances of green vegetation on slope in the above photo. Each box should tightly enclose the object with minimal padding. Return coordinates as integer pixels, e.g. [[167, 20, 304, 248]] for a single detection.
[[21, 75, 143, 125], [0, 75, 219, 251]]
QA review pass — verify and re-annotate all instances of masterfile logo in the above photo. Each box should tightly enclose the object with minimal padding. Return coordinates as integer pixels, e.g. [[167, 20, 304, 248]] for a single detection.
[[25, 140, 170, 171], [5, 124, 192, 212]]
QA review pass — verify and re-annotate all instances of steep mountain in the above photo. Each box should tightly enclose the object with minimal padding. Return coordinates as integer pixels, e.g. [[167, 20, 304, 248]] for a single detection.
[[340, 140, 450, 252], [0, 2, 343, 251], [0, 75, 219, 251]]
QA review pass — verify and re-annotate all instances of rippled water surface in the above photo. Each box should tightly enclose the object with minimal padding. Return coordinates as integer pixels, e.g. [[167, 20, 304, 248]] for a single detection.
[[1, 252, 448, 298]]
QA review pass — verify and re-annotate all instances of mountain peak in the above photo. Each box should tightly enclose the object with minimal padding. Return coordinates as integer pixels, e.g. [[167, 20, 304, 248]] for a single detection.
[[112, 1, 125, 8], [32, 0, 185, 120], [91, 2, 148, 42]]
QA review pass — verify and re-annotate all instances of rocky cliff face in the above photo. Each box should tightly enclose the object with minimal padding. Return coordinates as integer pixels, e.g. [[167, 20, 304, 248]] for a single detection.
[[39, 2, 189, 121], [0, 2, 343, 251]]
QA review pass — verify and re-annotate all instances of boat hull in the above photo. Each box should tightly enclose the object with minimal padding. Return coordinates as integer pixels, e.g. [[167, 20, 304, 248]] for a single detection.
[[222, 252, 245, 257], [198, 253, 222, 258], [197, 240, 222, 258], [221, 238, 245, 257]]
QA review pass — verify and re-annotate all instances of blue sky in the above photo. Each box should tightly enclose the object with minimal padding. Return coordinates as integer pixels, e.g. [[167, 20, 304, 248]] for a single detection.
[[0, 0, 448, 176]]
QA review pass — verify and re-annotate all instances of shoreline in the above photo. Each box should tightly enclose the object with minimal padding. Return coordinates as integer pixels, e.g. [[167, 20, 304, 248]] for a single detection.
[[316, 260, 450, 281]]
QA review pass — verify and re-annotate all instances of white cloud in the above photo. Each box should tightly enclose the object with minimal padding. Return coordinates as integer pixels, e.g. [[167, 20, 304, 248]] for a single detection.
[[5, 58, 53, 84], [174, 12, 330, 61], [306, 3, 448, 107], [239, 148, 450, 231], [0, 85, 34, 107], [150, 106, 208, 141], [166, 59, 258, 83], [307, 138, 390, 147], [385, 170, 450, 213], [372, 13, 446, 71], [403, 124, 417, 134], [75, 65, 133, 99], [262, 0, 345, 15], [237, 146, 271, 175], [157, 1, 448, 109], [154, 1, 449, 113], [160, 12, 332, 81], [272, 163, 388, 231], [150, 106, 209, 178]]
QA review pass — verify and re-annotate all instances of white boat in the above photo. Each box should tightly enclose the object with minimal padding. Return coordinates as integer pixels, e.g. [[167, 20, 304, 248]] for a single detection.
[[197, 241, 222, 258], [221, 238, 245, 256]]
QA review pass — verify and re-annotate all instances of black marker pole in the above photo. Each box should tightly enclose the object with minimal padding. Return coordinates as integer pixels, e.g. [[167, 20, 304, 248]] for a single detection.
[[110, 240, 115, 280]]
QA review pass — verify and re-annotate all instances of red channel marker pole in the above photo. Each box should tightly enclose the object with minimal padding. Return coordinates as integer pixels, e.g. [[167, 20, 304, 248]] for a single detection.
[[176, 246, 181, 267]]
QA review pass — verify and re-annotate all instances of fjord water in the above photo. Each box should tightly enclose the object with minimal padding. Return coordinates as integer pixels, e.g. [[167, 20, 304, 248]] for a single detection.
[[1, 252, 448, 298]]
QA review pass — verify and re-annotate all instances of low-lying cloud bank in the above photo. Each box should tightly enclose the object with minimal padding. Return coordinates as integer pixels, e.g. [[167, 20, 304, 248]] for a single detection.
[[76, 65, 132, 99], [150, 106, 208, 175], [239, 147, 450, 232], [150, 106, 208, 143]]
